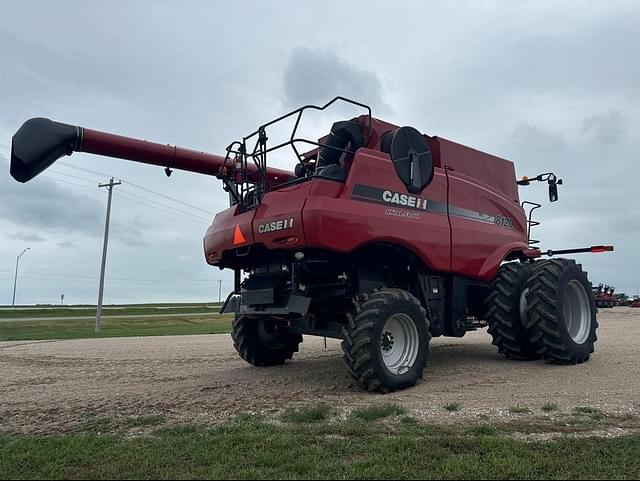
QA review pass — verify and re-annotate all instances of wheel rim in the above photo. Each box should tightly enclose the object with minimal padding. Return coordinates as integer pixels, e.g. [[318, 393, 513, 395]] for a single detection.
[[380, 313, 419, 375], [562, 280, 592, 344]]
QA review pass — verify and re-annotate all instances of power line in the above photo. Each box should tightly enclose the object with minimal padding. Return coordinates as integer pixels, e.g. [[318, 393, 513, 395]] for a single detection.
[[116, 191, 210, 224], [48, 171, 212, 222], [122, 179, 215, 215], [6, 158, 215, 218], [117, 189, 211, 223], [58, 160, 215, 215], [57, 161, 114, 180], [34, 172, 208, 225], [7, 165, 205, 223], [1, 158, 101, 194], [46, 169, 105, 185], [30, 166, 210, 224], [38, 174, 107, 194]]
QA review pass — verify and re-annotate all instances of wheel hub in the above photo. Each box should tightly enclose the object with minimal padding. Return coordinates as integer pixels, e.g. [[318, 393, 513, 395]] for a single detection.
[[379, 313, 419, 376], [381, 331, 395, 352]]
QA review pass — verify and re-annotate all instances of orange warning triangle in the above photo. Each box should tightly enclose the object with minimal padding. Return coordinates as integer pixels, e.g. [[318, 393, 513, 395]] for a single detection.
[[233, 225, 247, 245]]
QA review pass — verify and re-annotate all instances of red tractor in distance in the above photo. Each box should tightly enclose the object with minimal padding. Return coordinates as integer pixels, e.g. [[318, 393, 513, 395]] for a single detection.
[[594, 285, 617, 308], [9, 98, 614, 392], [593, 284, 607, 308], [607, 287, 617, 308]]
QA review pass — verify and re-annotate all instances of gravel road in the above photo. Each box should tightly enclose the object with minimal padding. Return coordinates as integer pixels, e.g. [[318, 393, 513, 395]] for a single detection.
[[1, 308, 638, 433]]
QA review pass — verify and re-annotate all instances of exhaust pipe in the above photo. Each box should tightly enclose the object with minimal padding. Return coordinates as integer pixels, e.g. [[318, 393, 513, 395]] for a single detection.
[[10, 118, 294, 184]]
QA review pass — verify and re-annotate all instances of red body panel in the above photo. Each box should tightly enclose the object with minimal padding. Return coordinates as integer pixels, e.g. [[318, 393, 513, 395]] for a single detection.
[[448, 170, 528, 280], [252, 183, 308, 249], [204, 136, 530, 282], [304, 150, 450, 273], [433, 137, 520, 203], [204, 208, 255, 264]]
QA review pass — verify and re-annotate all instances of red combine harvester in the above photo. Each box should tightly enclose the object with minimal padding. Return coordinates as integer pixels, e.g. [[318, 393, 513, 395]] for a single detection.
[[10, 98, 614, 392]]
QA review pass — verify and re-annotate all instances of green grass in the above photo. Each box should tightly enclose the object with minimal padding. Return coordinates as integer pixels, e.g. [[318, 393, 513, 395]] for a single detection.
[[2, 415, 639, 479], [509, 405, 532, 414], [465, 424, 498, 436], [0, 304, 220, 319], [444, 402, 462, 412], [542, 403, 559, 413], [280, 404, 333, 424], [573, 406, 605, 422], [350, 404, 406, 422], [0, 315, 232, 341], [70, 415, 167, 434]]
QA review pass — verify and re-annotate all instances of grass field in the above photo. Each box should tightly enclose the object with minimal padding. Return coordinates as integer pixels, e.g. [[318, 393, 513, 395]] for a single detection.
[[1, 409, 639, 479], [0, 303, 233, 341], [0, 304, 220, 319], [0, 315, 232, 341]]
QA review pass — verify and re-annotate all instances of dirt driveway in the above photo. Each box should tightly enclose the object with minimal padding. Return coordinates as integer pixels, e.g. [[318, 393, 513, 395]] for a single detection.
[[1, 308, 639, 433]]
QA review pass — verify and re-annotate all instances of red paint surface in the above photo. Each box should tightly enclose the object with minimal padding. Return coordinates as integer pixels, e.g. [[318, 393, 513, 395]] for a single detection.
[[81, 128, 292, 185], [203, 118, 533, 283]]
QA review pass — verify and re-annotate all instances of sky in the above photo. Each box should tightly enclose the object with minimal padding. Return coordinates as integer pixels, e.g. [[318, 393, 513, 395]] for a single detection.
[[0, 0, 638, 305]]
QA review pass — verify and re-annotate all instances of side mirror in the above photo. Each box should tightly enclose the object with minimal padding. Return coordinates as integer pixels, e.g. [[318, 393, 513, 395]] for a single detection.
[[549, 182, 558, 202], [548, 177, 563, 202]]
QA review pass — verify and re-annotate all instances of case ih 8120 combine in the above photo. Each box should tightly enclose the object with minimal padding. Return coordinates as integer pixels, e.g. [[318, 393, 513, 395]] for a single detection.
[[10, 98, 613, 393]]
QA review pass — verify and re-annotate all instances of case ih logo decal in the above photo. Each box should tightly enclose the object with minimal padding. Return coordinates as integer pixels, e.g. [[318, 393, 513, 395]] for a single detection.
[[351, 184, 514, 229], [382, 190, 429, 210], [258, 217, 294, 234], [352, 185, 436, 213]]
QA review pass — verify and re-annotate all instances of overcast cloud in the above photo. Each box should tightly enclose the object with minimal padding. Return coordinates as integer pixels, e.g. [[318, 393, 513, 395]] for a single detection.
[[284, 47, 390, 113], [1, 0, 638, 304]]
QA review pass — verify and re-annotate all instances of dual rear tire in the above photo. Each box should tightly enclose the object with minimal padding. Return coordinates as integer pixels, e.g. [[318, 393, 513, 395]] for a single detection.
[[485, 259, 598, 364], [524, 259, 598, 364]]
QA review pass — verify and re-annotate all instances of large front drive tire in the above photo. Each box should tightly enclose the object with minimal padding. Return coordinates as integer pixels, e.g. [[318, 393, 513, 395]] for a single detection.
[[524, 259, 598, 364], [341, 288, 430, 393], [232, 315, 302, 367], [485, 262, 540, 360]]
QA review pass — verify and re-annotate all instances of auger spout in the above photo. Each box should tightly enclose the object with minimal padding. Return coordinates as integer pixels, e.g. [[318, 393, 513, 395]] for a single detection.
[[10, 118, 293, 184]]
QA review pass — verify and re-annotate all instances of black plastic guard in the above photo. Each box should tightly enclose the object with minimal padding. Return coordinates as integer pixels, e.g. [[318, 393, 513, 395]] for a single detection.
[[221, 293, 311, 315]]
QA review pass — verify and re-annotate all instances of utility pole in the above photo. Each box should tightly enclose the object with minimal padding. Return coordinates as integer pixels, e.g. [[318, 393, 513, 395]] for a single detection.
[[96, 177, 121, 333], [218, 280, 223, 303], [12, 248, 30, 306]]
